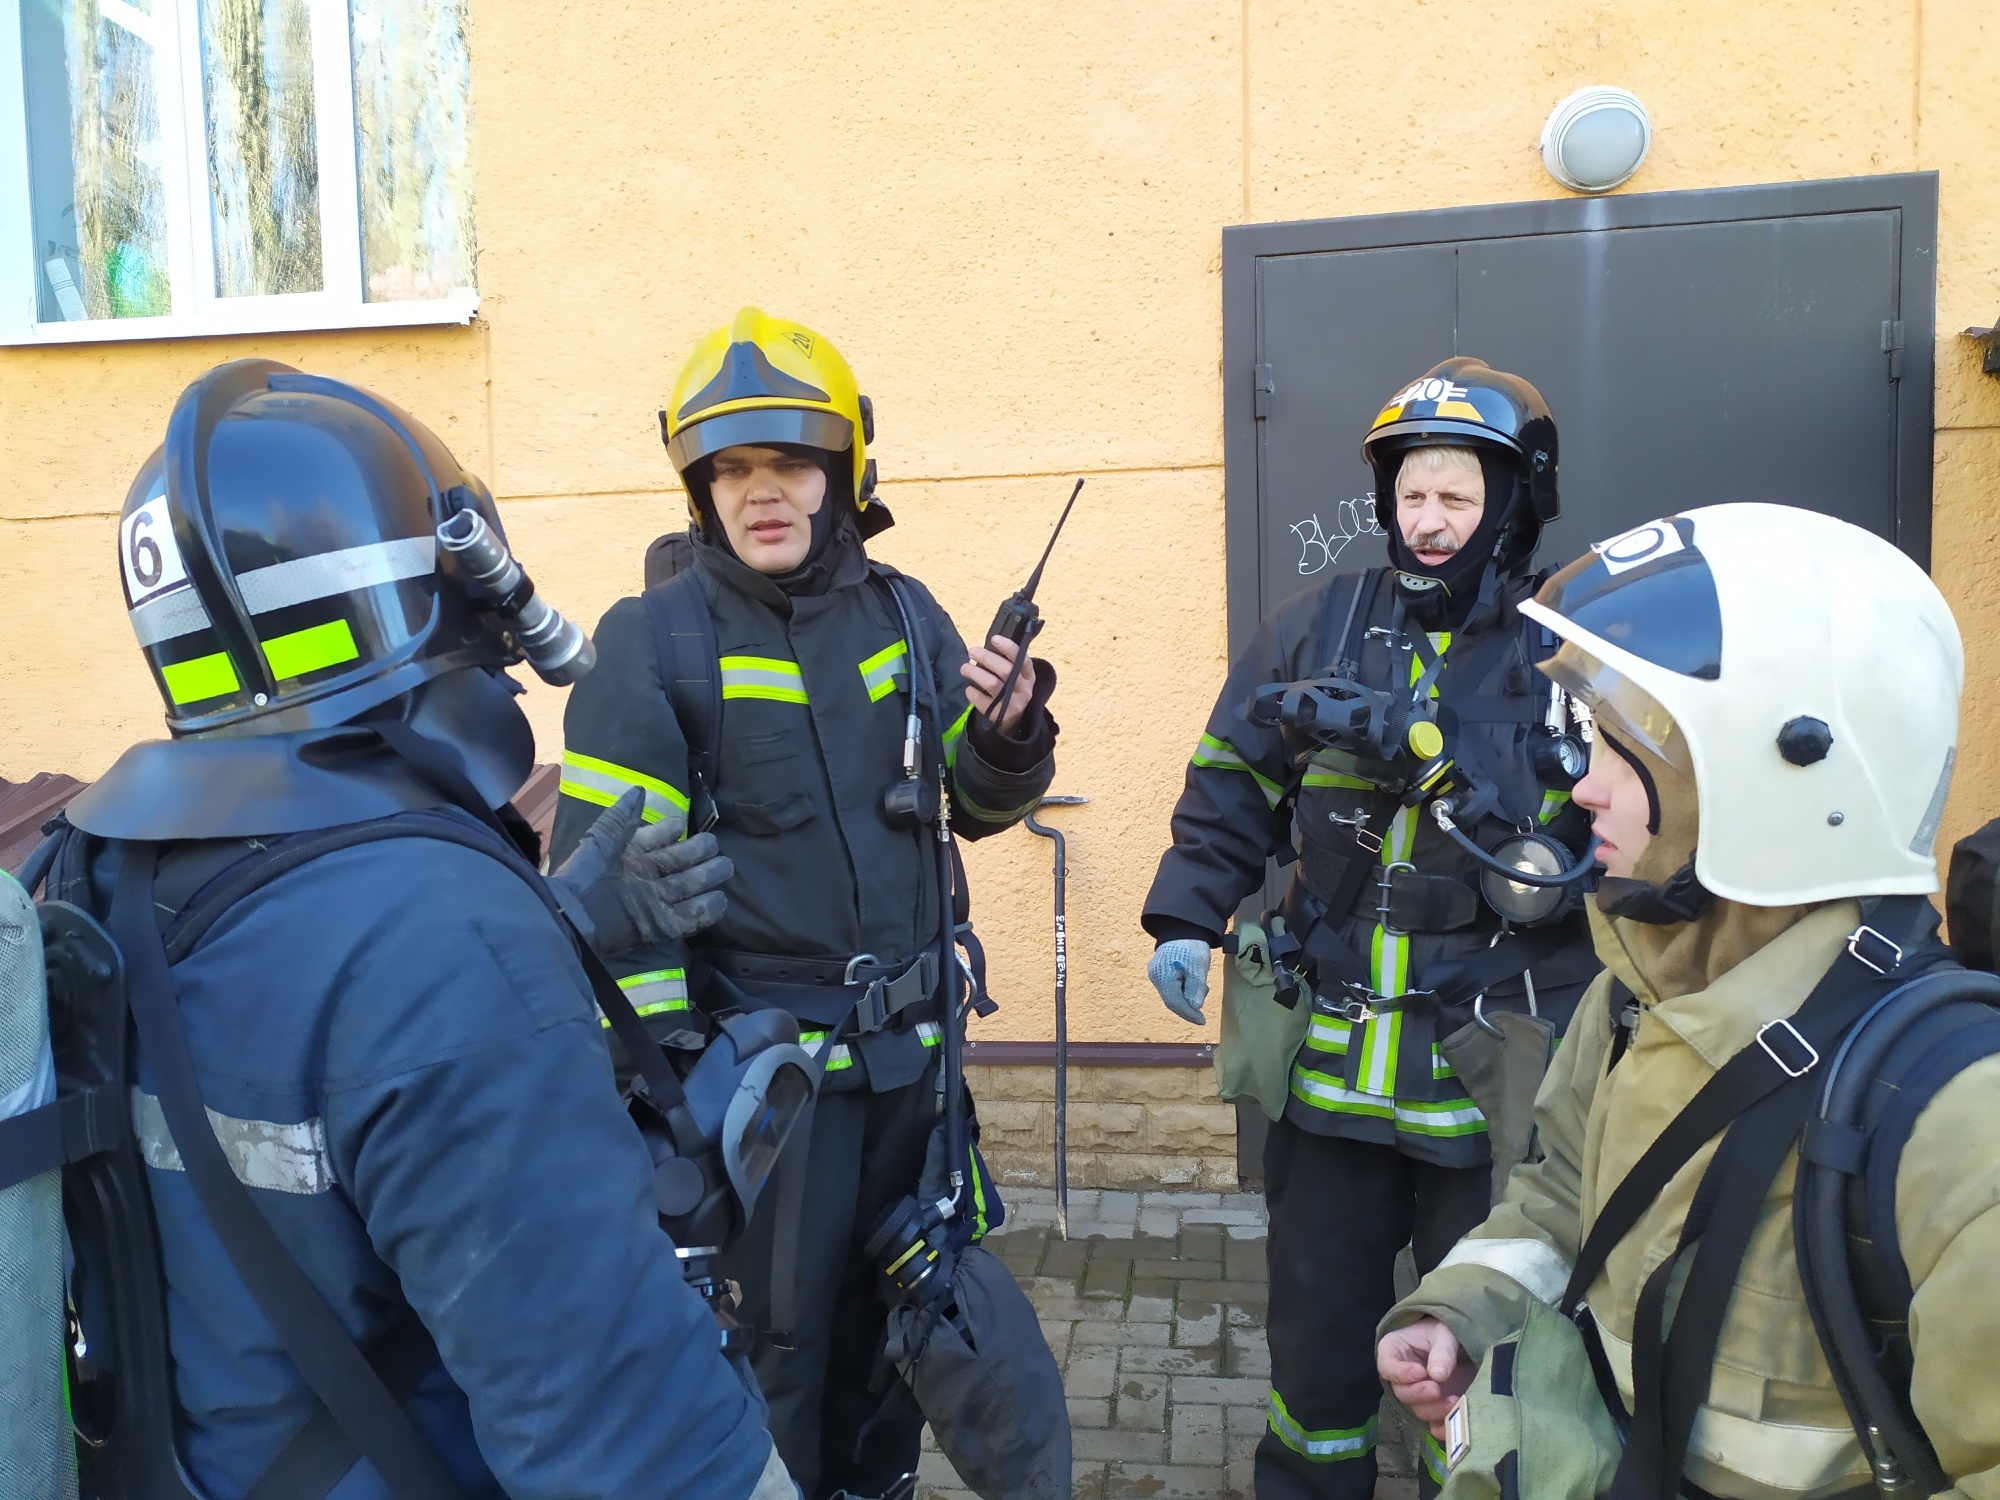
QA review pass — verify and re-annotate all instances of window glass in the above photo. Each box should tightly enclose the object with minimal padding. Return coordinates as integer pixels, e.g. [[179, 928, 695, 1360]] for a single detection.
[[21, 0, 173, 320], [349, 0, 474, 302], [199, 0, 323, 296]]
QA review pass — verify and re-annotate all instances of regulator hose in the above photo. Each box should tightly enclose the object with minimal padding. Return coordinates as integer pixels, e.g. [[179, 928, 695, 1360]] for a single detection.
[[1430, 799, 1599, 888]]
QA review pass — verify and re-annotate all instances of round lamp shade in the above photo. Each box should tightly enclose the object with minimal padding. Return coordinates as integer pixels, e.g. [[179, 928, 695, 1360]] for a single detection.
[[1541, 87, 1652, 193]]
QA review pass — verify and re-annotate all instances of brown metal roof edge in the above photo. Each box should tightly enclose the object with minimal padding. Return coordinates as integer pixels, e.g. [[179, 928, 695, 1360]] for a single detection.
[[962, 1040, 1215, 1067], [0, 774, 89, 876]]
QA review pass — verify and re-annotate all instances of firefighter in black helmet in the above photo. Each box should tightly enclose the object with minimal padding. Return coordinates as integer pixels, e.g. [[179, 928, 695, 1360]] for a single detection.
[[39, 360, 790, 1499], [1142, 358, 1601, 1498]]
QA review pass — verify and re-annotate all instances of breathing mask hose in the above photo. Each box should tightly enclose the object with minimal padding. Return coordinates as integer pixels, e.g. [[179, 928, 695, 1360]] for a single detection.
[[437, 509, 596, 685], [1430, 799, 1598, 888]]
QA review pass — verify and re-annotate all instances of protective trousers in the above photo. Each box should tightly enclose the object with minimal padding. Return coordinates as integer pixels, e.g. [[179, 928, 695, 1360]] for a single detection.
[[722, 1062, 939, 1500], [1257, 1119, 1490, 1500]]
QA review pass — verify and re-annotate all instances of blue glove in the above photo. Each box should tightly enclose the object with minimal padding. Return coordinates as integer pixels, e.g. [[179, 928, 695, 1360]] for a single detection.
[[1148, 938, 1212, 1025]]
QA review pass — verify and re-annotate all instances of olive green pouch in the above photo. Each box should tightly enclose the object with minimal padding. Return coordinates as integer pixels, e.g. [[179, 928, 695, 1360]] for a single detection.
[[1437, 1010, 1558, 1202], [1213, 920, 1311, 1123], [1435, 1298, 1622, 1500]]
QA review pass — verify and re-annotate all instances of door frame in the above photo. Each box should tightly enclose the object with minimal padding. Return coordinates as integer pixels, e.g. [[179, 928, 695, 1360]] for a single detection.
[[1221, 173, 1940, 652]]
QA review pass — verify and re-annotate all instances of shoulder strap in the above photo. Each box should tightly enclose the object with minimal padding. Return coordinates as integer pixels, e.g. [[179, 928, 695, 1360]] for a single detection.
[[640, 572, 723, 830], [1317, 567, 1382, 679]]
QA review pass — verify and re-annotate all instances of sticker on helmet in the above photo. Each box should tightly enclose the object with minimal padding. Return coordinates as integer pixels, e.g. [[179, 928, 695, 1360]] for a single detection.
[[120, 494, 190, 608], [1388, 376, 1471, 408], [1591, 519, 1686, 576]]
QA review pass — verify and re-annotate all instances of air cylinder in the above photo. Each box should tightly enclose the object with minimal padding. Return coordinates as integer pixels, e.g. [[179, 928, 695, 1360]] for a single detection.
[[0, 870, 77, 1498]]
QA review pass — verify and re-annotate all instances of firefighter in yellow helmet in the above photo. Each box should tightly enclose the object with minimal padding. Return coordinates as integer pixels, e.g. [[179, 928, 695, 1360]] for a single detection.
[[553, 309, 1064, 1499]]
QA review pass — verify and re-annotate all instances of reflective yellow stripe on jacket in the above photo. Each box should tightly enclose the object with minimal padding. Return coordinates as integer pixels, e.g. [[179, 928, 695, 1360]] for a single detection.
[[1192, 732, 1284, 810], [559, 751, 689, 825], [1287, 630, 1485, 1139], [719, 655, 808, 704], [601, 969, 690, 1027], [858, 640, 909, 703]]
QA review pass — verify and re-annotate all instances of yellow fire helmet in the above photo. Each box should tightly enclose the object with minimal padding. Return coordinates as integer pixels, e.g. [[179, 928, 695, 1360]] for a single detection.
[[659, 307, 875, 513]]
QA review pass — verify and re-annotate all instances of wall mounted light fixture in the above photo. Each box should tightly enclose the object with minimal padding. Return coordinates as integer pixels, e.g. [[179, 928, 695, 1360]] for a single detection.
[[1541, 87, 1652, 194]]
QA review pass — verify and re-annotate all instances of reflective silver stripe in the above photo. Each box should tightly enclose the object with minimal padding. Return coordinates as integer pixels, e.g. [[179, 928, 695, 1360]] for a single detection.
[[1592, 1320, 1867, 1491], [859, 640, 909, 702], [131, 1087, 334, 1195], [1436, 1236, 1574, 1305], [718, 656, 809, 703], [129, 583, 213, 647], [236, 536, 434, 616], [618, 968, 689, 1014], [749, 1441, 794, 1500], [557, 751, 688, 824]]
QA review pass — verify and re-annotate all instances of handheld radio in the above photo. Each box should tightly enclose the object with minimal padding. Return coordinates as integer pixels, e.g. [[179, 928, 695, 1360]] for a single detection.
[[979, 478, 1083, 730]]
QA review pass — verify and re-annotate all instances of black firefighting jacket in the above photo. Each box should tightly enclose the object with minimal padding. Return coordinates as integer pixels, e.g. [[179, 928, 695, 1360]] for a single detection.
[[1143, 567, 1599, 1165], [553, 526, 1056, 1092]]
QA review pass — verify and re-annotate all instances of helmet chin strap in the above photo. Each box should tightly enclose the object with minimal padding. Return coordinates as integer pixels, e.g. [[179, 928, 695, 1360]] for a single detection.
[[1596, 858, 1715, 925]]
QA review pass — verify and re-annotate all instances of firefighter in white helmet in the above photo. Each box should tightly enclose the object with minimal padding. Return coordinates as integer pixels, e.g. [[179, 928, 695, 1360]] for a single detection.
[[1379, 503, 2000, 1497]]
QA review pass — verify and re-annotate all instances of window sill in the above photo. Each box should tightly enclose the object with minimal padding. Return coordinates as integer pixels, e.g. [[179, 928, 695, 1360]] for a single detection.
[[0, 289, 479, 347]]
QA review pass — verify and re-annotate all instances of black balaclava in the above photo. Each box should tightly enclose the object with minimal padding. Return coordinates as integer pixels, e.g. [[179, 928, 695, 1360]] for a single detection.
[[1384, 447, 1523, 629], [686, 443, 858, 594]]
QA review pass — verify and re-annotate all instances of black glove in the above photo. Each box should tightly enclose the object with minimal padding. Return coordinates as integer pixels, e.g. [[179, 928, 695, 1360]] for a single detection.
[[549, 788, 733, 956]]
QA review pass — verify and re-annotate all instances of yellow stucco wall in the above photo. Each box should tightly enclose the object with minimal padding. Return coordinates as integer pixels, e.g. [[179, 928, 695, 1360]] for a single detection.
[[4, 0, 1999, 1047]]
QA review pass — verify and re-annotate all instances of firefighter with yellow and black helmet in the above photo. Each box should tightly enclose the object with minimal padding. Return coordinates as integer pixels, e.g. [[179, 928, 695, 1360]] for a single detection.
[[551, 309, 1062, 1499], [1142, 358, 1603, 1499]]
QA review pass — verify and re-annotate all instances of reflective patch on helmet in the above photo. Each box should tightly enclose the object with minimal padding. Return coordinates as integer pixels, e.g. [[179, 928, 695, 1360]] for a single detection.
[[1591, 519, 1686, 576], [261, 619, 360, 681], [236, 536, 434, 616], [129, 584, 212, 647], [120, 493, 189, 608], [160, 651, 242, 706], [1912, 745, 1956, 856], [677, 339, 830, 420]]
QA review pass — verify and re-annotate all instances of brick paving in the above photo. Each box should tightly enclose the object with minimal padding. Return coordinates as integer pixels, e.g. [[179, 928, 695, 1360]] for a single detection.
[[915, 1189, 1424, 1500]]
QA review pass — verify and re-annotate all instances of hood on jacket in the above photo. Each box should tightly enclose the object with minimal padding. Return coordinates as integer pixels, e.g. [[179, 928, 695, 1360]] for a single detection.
[[1588, 727, 1826, 1005]]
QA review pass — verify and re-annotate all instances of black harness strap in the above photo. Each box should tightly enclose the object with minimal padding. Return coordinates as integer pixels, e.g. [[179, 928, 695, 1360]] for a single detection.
[[640, 571, 724, 831], [243, 1312, 442, 1500]]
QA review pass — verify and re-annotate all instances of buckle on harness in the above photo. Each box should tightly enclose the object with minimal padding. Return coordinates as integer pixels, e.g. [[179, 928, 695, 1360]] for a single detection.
[[1845, 925, 1904, 975], [845, 952, 937, 1035], [1755, 1018, 1821, 1079], [1376, 860, 1417, 937]]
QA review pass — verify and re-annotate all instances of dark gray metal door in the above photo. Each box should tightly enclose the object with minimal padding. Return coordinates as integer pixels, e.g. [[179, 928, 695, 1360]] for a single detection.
[[1222, 175, 1937, 652]]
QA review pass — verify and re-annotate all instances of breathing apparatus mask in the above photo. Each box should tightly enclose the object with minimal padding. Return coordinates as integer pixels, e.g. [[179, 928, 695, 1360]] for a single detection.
[[1246, 652, 1593, 927], [626, 1008, 816, 1349]]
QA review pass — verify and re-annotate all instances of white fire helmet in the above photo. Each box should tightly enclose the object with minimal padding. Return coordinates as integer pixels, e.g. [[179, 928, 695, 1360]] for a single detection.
[[1520, 503, 1963, 906]]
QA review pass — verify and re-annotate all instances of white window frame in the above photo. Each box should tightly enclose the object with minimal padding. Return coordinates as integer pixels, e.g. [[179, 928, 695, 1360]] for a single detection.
[[0, 0, 478, 345]]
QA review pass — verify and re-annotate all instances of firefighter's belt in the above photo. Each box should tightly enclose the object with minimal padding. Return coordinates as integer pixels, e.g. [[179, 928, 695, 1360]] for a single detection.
[[702, 947, 940, 1035]]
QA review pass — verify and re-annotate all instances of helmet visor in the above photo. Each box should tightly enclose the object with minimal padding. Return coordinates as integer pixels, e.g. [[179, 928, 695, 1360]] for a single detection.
[[666, 408, 853, 474], [1533, 518, 1722, 681], [1540, 637, 1694, 780]]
